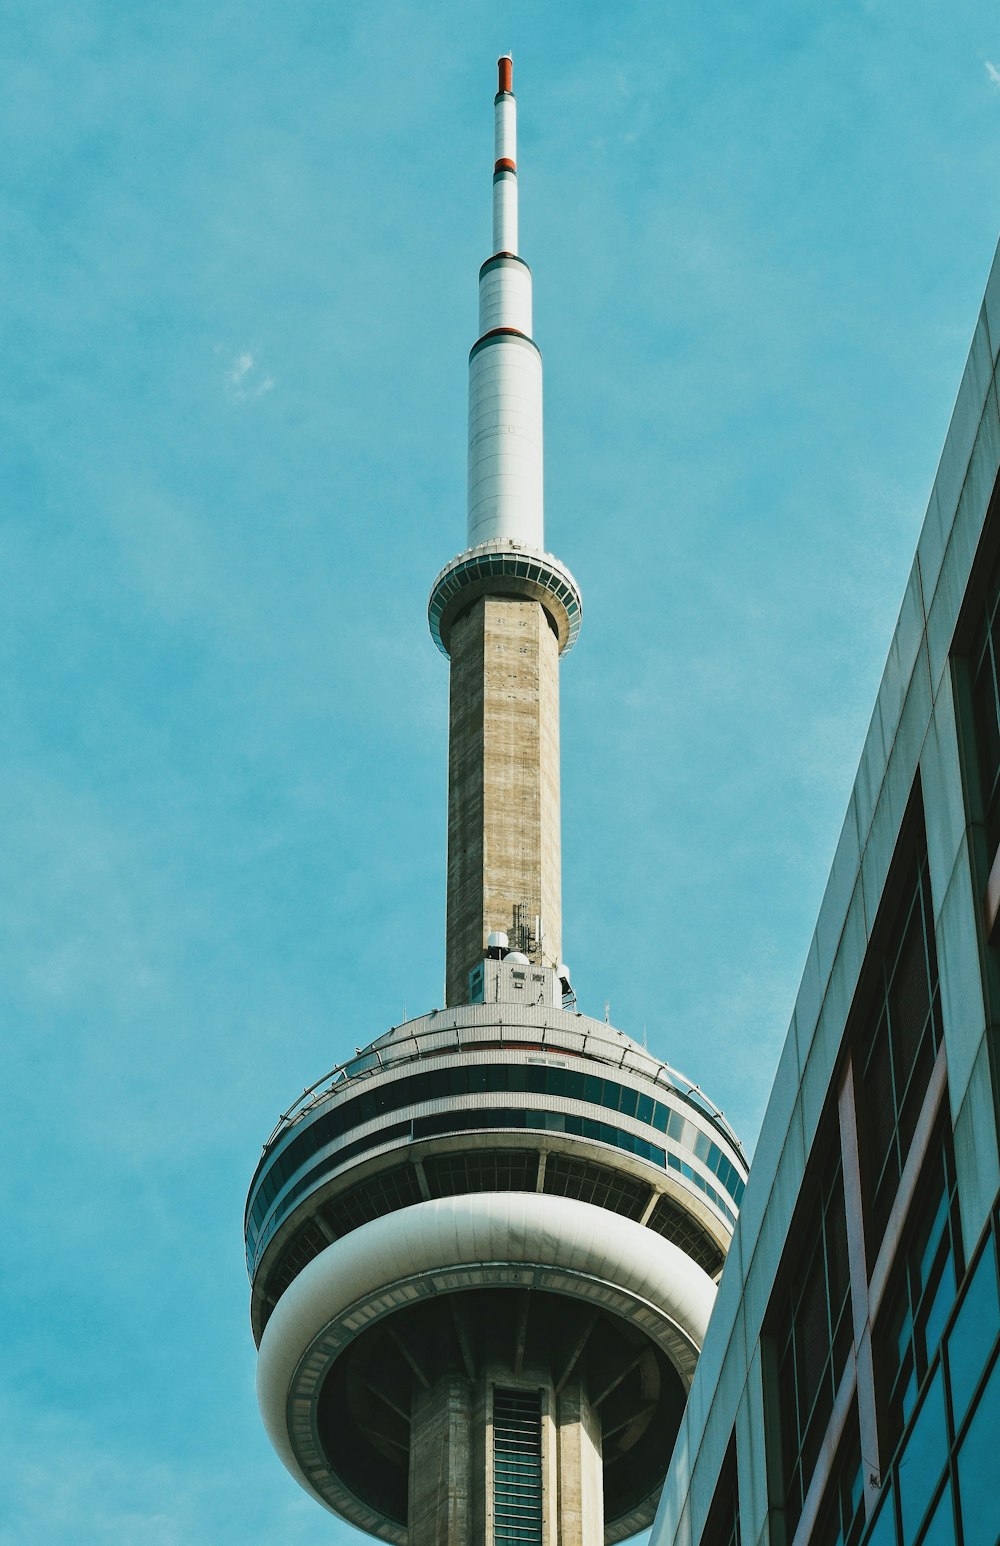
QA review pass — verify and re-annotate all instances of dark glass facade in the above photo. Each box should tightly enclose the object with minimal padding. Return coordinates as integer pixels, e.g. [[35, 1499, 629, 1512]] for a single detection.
[[541, 1153, 649, 1219], [325, 1161, 424, 1237], [876, 1128, 962, 1456], [858, 836, 943, 1246], [970, 546, 1000, 851], [493, 1388, 543, 1546], [246, 1060, 745, 1261], [862, 1202, 1000, 1546], [813, 1410, 865, 1546], [702, 1438, 741, 1546], [773, 1151, 852, 1538], [648, 1192, 727, 1277], [424, 1149, 538, 1196]]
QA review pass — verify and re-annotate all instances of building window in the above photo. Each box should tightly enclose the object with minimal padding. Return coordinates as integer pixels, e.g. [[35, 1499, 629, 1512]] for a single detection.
[[425, 1149, 538, 1196], [647, 1192, 726, 1278], [269, 1217, 331, 1299], [493, 1388, 543, 1546], [876, 1126, 962, 1461], [859, 1202, 1000, 1546], [542, 1153, 648, 1219], [813, 1407, 865, 1546], [701, 1436, 740, 1546], [970, 546, 1000, 852], [323, 1162, 424, 1237], [772, 1152, 852, 1539], [248, 1060, 745, 1243], [858, 832, 942, 1246]]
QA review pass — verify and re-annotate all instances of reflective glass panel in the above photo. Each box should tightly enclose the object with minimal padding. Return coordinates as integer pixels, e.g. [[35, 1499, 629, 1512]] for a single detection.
[[922, 1255, 955, 1370], [946, 1243, 999, 1430], [494, 1388, 542, 1546], [954, 1351, 1000, 1546], [858, 833, 941, 1246], [864, 1483, 899, 1546], [914, 1482, 956, 1546], [896, 1368, 947, 1545]]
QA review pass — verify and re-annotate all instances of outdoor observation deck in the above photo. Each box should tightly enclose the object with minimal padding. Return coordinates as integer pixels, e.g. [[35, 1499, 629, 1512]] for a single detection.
[[247, 1005, 746, 1543], [246, 1004, 746, 1328], [428, 540, 583, 658]]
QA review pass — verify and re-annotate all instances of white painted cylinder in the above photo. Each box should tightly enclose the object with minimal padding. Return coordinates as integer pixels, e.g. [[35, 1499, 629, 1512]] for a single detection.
[[494, 92, 516, 165], [467, 332, 544, 550], [492, 169, 518, 254], [467, 64, 541, 551], [478, 255, 532, 335]]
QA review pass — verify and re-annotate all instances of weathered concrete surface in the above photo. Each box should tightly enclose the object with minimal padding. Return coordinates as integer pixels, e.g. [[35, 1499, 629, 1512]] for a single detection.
[[556, 1379, 603, 1546], [409, 1363, 603, 1546], [409, 1371, 473, 1546], [446, 596, 562, 1006]]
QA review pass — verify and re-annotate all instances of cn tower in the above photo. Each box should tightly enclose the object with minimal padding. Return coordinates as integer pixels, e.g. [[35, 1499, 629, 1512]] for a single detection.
[[246, 59, 747, 1546]]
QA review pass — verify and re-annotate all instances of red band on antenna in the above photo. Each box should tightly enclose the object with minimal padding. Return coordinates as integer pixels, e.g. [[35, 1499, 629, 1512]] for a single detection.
[[498, 56, 513, 95]]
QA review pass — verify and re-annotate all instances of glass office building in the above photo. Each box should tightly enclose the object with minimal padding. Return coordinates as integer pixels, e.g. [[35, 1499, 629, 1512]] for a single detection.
[[651, 248, 1000, 1546]]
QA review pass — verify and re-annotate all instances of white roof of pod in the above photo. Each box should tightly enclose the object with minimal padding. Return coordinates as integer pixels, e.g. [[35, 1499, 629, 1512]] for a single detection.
[[260, 1004, 746, 1166]]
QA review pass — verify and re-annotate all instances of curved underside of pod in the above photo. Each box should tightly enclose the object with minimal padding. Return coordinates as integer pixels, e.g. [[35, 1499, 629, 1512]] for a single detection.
[[258, 1192, 718, 1543]]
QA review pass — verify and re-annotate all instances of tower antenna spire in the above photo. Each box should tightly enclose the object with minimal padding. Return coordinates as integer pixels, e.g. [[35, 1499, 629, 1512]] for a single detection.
[[494, 54, 516, 253]]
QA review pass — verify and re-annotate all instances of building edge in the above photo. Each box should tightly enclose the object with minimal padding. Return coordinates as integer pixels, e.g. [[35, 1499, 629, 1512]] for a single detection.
[[653, 242, 1000, 1546]]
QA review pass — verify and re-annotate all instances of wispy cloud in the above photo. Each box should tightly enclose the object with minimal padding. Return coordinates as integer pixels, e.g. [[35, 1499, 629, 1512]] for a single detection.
[[986, 59, 1000, 88], [224, 348, 274, 401]]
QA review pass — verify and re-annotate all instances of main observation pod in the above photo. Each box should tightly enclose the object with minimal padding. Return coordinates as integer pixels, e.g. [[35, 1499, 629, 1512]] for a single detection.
[[247, 988, 748, 1544]]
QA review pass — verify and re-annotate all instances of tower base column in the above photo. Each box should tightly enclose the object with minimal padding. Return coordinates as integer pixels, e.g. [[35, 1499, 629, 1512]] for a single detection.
[[407, 1361, 603, 1546], [556, 1378, 603, 1546], [445, 595, 562, 1006], [409, 1370, 473, 1546]]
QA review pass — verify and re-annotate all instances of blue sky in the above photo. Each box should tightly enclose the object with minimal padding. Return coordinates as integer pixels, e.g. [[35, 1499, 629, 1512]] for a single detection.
[[3, 3, 1000, 1542]]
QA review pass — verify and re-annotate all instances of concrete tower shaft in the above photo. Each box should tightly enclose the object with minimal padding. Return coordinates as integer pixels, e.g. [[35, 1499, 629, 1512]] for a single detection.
[[445, 596, 562, 1006]]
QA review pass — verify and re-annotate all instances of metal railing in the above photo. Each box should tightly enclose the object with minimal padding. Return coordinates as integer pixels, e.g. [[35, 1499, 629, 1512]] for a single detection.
[[258, 1013, 747, 1166]]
